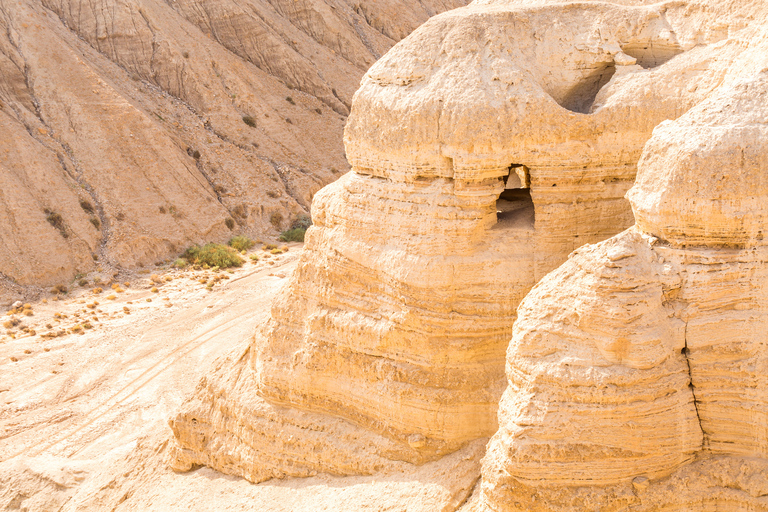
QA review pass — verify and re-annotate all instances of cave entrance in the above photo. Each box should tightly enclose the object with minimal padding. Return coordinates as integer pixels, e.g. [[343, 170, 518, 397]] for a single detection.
[[559, 63, 617, 114], [496, 165, 535, 229]]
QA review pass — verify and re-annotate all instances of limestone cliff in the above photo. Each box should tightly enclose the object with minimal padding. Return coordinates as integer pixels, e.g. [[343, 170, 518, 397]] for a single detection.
[[0, 0, 467, 300], [477, 25, 768, 512], [169, 0, 764, 485]]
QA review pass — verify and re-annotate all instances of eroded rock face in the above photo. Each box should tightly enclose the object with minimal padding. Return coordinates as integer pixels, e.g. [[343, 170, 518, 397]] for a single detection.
[[168, 0, 759, 483], [0, 0, 467, 299], [478, 33, 768, 512]]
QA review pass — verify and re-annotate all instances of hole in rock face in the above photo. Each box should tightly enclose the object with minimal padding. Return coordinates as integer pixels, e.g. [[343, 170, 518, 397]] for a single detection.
[[621, 43, 683, 68], [496, 165, 535, 228], [558, 63, 616, 114]]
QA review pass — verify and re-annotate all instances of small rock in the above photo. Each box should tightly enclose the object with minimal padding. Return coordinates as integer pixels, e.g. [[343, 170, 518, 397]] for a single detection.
[[407, 433, 426, 449], [632, 476, 649, 493], [614, 51, 637, 66], [607, 246, 635, 262]]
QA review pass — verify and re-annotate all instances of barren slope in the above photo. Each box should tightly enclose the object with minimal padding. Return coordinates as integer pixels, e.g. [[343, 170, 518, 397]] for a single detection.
[[0, 0, 468, 302]]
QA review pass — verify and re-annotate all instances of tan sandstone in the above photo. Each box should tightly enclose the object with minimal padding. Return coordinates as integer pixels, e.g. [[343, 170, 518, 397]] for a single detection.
[[5, 0, 768, 509], [168, 0, 767, 489], [477, 15, 768, 511]]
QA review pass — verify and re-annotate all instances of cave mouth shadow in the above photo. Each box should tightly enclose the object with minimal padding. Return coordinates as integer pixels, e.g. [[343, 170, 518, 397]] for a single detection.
[[495, 165, 535, 229], [558, 63, 617, 114]]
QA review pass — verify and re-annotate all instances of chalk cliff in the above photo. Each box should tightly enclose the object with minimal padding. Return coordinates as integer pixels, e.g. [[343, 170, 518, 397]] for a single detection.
[[0, 0, 467, 300], [169, 0, 766, 486], [478, 23, 768, 512]]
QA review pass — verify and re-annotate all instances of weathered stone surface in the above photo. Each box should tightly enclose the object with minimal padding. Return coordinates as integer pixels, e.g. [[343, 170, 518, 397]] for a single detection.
[[477, 26, 768, 511], [0, 0, 467, 300], [168, 0, 764, 485]]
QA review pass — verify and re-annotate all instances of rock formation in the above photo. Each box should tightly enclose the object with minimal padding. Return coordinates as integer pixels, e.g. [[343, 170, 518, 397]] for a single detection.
[[169, 0, 764, 485], [0, 0, 467, 300], [477, 24, 768, 512]]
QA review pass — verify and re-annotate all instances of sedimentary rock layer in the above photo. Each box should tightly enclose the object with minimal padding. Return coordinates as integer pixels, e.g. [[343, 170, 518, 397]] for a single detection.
[[169, 0, 762, 484], [479, 26, 768, 511], [0, 0, 467, 299]]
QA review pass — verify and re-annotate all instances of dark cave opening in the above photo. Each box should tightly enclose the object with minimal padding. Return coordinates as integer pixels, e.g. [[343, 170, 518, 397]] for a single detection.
[[496, 165, 535, 228], [559, 63, 617, 114]]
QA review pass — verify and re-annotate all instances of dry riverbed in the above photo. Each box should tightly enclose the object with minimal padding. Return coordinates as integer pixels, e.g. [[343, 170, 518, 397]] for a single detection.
[[0, 243, 483, 511]]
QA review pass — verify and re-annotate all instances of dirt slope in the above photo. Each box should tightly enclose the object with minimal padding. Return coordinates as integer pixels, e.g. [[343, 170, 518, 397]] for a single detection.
[[0, 0, 468, 302]]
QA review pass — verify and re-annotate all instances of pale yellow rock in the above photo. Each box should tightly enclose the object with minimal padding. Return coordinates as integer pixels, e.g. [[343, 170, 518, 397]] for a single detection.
[[168, 0, 762, 485], [477, 20, 768, 511], [0, 254, 483, 512]]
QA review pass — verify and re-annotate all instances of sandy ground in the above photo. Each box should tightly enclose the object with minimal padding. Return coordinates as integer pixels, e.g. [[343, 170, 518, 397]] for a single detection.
[[0, 244, 483, 511]]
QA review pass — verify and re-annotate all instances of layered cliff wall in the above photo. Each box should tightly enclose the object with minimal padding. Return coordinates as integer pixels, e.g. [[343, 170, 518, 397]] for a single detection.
[[478, 27, 768, 511], [168, 0, 766, 485], [0, 0, 467, 300]]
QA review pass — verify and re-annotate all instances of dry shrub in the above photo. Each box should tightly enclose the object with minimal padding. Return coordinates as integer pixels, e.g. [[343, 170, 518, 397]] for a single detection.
[[183, 243, 244, 268], [232, 204, 247, 219], [228, 236, 255, 252], [173, 258, 189, 268], [270, 212, 283, 230], [79, 199, 95, 213], [45, 210, 68, 238], [3, 318, 20, 329]]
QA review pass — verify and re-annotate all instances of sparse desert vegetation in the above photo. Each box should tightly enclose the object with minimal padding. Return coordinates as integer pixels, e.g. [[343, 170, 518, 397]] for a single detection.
[[183, 243, 245, 268], [280, 214, 312, 242], [44, 210, 68, 238], [1, 238, 300, 345], [228, 235, 256, 252], [51, 284, 68, 295]]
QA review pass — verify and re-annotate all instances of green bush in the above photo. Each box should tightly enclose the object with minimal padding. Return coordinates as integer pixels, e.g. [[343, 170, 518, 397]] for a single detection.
[[278, 228, 305, 242], [228, 235, 255, 252], [183, 243, 244, 268], [292, 214, 312, 230], [172, 258, 189, 268], [279, 214, 312, 242]]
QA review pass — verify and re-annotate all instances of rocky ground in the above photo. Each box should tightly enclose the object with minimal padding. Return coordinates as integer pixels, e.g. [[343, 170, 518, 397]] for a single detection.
[[0, 243, 483, 511]]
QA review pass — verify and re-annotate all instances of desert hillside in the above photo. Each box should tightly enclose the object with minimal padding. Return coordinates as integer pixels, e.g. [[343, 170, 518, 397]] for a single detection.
[[0, 0, 468, 302]]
